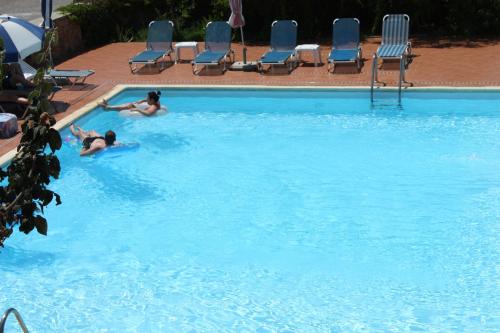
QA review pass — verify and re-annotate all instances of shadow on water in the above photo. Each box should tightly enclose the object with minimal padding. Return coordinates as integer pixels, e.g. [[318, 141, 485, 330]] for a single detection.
[[136, 133, 190, 154], [0, 246, 56, 271], [79, 161, 162, 202]]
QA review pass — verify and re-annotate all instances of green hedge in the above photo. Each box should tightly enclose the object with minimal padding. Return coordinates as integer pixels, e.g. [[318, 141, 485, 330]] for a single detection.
[[60, 0, 500, 48]]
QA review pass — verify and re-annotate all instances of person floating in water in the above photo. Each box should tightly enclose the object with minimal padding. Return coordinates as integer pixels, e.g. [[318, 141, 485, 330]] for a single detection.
[[70, 124, 117, 156], [98, 91, 164, 116]]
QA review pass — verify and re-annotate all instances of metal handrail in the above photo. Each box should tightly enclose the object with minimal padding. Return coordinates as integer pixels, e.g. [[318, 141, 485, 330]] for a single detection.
[[371, 52, 406, 104], [370, 53, 378, 102], [398, 55, 404, 103], [0, 308, 29, 333]]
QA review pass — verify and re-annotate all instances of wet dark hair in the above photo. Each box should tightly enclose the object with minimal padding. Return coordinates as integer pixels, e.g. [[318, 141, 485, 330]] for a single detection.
[[147, 91, 161, 103], [104, 130, 116, 146]]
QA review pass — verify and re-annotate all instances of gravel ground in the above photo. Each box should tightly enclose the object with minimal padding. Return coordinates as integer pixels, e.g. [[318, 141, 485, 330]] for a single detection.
[[1, 0, 73, 22]]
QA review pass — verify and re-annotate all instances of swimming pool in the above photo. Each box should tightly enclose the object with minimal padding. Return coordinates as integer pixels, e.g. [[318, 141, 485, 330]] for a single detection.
[[1, 88, 499, 332]]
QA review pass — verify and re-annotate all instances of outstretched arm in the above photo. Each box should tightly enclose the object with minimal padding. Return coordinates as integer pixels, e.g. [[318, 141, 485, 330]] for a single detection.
[[131, 105, 158, 116], [80, 145, 102, 156]]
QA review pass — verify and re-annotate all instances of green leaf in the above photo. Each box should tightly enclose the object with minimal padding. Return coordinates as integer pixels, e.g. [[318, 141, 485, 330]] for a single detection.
[[48, 128, 62, 152], [54, 193, 62, 206], [19, 217, 35, 234], [48, 156, 61, 179], [34, 216, 48, 236], [42, 190, 54, 206]]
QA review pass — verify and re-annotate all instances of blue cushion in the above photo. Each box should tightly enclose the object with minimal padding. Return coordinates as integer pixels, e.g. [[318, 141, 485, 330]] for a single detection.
[[328, 49, 358, 62], [130, 50, 167, 63], [48, 69, 94, 78], [194, 51, 227, 64], [259, 51, 294, 64], [377, 44, 407, 58]]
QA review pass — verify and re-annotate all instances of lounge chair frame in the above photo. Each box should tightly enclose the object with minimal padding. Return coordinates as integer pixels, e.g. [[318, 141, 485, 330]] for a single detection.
[[129, 20, 174, 74], [377, 14, 412, 66], [192, 21, 234, 75], [17, 59, 93, 88], [373, 14, 412, 86], [47, 69, 95, 86], [328, 18, 362, 73], [257, 20, 298, 74]]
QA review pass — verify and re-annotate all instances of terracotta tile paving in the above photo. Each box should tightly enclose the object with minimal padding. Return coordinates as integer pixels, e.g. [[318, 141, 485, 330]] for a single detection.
[[2, 37, 500, 158]]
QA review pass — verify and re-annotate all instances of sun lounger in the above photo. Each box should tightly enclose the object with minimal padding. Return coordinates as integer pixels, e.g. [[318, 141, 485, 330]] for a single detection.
[[328, 18, 362, 73], [47, 69, 94, 85], [18, 59, 93, 86], [192, 21, 234, 75], [258, 20, 298, 74], [376, 14, 411, 66], [129, 20, 174, 73]]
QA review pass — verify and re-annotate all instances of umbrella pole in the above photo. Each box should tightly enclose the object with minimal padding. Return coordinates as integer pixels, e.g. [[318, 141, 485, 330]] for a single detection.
[[240, 26, 246, 64]]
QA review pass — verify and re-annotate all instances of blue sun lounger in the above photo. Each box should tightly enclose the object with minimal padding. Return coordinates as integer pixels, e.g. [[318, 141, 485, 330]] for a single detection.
[[376, 14, 411, 66], [47, 69, 94, 85], [258, 20, 298, 74], [18, 59, 93, 86], [328, 18, 362, 73], [129, 20, 174, 73], [192, 21, 233, 75]]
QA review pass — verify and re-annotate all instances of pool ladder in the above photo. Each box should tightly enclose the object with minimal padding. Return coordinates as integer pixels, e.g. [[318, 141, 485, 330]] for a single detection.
[[370, 53, 407, 104], [0, 308, 30, 333]]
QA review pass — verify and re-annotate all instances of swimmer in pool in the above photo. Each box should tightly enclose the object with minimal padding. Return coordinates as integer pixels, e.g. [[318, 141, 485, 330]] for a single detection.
[[98, 91, 163, 116], [70, 124, 117, 156]]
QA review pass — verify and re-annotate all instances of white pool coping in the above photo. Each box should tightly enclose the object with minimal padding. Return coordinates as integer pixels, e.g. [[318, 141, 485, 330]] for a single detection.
[[1, 84, 500, 167]]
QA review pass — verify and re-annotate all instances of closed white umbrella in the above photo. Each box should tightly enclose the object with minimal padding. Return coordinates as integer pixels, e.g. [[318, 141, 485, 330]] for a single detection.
[[41, 0, 53, 29], [0, 15, 44, 63]]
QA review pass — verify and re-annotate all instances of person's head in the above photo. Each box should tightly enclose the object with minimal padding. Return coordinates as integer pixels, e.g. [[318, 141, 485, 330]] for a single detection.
[[147, 91, 161, 104], [104, 130, 116, 146]]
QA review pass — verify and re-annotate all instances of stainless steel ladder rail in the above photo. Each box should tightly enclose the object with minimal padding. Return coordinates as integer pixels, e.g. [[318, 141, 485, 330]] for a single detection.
[[371, 52, 405, 104], [398, 55, 405, 103], [370, 53, 378, 102], [0, 308, 30, 333]]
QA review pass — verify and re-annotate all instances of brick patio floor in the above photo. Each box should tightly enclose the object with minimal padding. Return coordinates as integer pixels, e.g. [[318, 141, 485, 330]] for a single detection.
[[1, 37, 500, 157]]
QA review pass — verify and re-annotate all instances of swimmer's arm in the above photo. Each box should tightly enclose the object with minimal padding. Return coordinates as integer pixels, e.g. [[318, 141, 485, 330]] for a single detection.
[[80, 145, 101, 156], [133, 105, 158, 116]]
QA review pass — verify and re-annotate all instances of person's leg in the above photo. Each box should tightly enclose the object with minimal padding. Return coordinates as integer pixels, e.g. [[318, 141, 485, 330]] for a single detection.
[[98, 99, 135, 111], [70, 124, 89, 141], [86, 130, 100, 137], [0, 92, 29, 105], [105, 103, 135, 111]]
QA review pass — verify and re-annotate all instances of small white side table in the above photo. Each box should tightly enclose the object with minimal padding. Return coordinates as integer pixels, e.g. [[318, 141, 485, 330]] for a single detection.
[[175, 42, 199, 63], [295, 44, 322, 66]]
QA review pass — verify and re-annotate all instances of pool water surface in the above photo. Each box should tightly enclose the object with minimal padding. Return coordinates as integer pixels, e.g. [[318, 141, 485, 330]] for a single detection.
[[1, 89, 499, 332]]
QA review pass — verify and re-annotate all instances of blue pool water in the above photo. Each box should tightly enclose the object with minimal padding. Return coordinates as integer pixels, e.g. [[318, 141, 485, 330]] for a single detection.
[[1, 89, 499, 332]]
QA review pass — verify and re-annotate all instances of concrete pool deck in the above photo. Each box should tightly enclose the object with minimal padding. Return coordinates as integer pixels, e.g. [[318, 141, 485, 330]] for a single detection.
[[1, 37, 500, 158]]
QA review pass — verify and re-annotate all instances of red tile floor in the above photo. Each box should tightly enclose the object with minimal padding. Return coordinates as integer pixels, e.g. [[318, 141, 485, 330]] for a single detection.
[[2, 37, 500, 157]]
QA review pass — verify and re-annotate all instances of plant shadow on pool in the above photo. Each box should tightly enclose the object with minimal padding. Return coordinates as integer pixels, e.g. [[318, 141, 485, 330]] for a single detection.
[[0, 246, 56, 271]]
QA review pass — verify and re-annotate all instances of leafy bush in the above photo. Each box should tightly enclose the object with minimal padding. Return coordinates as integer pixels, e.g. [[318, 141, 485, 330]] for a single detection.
[[61, 0, 500, 48], [60, 0, 228, 48], [0, 31, 62, 247]]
